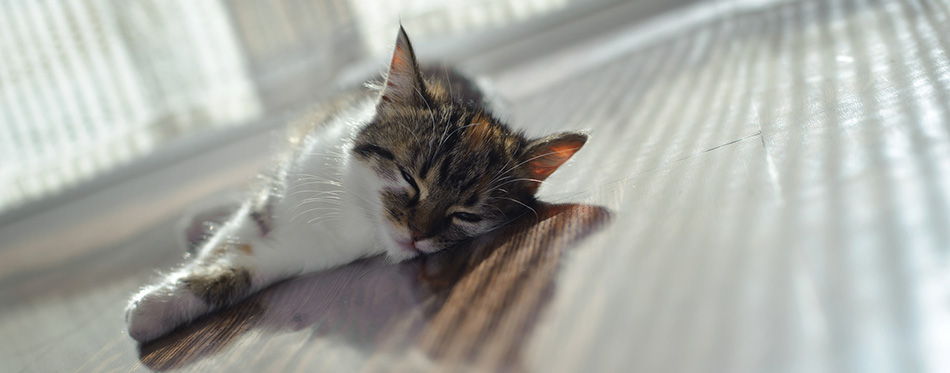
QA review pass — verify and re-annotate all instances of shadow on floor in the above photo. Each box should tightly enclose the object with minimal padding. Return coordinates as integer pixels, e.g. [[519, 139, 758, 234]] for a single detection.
[[138, 203, 611, 371]]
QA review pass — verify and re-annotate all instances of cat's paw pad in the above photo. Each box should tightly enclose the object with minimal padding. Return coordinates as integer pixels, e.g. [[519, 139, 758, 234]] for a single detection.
[[125, 285, 203, 342]]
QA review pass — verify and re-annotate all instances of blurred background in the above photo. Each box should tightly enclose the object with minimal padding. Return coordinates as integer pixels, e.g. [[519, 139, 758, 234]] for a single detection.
[[2, 0, 950, 371], [0, 0, 621, 217]]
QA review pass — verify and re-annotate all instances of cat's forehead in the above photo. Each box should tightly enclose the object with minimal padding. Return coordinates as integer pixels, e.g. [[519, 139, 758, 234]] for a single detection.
[[372, 104, 516, 150], [364, 105, 525, 188]]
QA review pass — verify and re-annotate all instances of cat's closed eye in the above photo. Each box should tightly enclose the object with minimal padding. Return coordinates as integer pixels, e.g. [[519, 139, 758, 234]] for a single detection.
[[451, 212, 483, 223], [355, 143, 395, 161], [400, 168, 417, 189]]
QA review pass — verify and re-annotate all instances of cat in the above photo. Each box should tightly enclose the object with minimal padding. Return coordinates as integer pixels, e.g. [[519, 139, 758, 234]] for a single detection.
[[125, 26, 587, 343]]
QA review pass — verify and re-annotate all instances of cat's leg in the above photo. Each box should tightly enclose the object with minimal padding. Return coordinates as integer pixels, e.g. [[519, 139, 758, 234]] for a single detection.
[[125, 238, 300, 342]]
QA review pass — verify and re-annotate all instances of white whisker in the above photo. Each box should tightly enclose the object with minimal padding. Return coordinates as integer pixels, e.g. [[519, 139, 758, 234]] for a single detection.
[[491, 196, 539, 221], [290, 206, 343, 224]]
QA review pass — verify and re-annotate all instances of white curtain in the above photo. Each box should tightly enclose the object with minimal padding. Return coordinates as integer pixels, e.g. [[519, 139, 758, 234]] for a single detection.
[[0, 0, 261, 212]]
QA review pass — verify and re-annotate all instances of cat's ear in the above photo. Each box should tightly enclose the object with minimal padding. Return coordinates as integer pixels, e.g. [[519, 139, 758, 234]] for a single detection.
[[521, 132, 587, 188], [378, 26, 428, 110]]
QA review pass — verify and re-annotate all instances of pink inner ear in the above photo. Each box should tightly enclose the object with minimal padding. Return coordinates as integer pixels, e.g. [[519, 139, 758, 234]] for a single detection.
[[390, 45, 408, 76], [380, 28, 422, 107], [529, 143, 583, 180]]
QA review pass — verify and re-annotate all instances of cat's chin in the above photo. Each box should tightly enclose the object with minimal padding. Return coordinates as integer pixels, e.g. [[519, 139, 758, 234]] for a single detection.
[[379, 227, 449, 262], [384, 244, 421, 262], [386, 239, 423, 262], [378, 226, 422, 262], [374, 219, 448, 262]]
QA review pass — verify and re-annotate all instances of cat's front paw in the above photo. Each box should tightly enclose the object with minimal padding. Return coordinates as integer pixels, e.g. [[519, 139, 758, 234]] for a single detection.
[[125, 284, 205, 342]]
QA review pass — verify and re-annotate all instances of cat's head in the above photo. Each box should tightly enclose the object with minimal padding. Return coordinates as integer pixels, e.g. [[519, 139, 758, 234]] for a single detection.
[[352, 27, 586, 261]]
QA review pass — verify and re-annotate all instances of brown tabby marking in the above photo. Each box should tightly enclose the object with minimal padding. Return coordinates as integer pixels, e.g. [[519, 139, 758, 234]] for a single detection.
[[235, 244, 254, 255], [466, 114, 498, 149], [182, 267, 252, 307], [208, 242, 254, 256]]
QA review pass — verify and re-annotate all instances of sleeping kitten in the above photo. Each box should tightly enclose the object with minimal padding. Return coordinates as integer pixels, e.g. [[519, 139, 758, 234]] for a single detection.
[[126, 27, 587, 342]]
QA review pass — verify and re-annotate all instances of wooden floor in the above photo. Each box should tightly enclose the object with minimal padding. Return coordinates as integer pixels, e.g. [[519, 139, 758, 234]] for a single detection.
[[3, 0, 950, 371], [136, 204, 609, 372]]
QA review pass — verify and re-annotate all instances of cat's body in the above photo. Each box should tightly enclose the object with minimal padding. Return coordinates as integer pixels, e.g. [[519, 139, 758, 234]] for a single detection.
[[126, 27, 586, 342]]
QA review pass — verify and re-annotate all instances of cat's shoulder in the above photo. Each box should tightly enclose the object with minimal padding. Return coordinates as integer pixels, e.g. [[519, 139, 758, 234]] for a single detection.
[[284, 88, 373, 144], [419, 65, 484, 106], [419, 65, 508, 117]]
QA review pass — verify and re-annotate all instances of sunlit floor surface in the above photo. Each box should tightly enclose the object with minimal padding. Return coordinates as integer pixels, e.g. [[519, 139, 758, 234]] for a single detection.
[[2, 0, 950, 371]]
